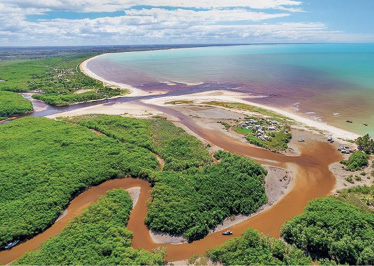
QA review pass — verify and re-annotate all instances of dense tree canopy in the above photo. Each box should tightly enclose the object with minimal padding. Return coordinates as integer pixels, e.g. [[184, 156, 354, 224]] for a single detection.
[[0, 55, 124, 105], [0, 117, 158, 247], [68, 114, 212, 172], [145, 151, 268, 241], [281, 197, 374, 265], [208, 228, 311, 265], [16, 189, 165, 265], [0, 91, 33, 119], [1, 114, 270, 255], [356, 134, 374, 154]]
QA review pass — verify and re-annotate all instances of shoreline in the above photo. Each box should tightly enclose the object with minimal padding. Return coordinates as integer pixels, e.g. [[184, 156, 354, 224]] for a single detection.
[[80, 54, 360, 141], [144, 91, 360, 141], [80, 55, 166, 97]]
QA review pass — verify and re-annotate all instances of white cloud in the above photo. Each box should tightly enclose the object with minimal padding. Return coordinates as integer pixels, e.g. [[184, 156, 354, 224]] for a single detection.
[[0, 0, 372, 45], [2, 0, 303, 13]]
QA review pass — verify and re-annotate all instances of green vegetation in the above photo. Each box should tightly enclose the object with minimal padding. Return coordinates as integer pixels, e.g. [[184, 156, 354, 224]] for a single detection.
[[202, 101, 294, 122], [0, 117, 158, 247], [1, 114, 269, 251], [281, 197, 374, 265], [16, 189, 165, 265], [208, 228, 311, 265], [0, 55, 126, 106], [345, 175, 354, 184], [165, 100, 193, 105], [235, 117, 292, 151], [337, 185, 374, 210], [218, 121, 231, 130], [66, 114, 211, 172], [356, 134, 374, 154], [0, 91, 32, 119], [145, 151, 267, 241], [340, 151, 369, 171]]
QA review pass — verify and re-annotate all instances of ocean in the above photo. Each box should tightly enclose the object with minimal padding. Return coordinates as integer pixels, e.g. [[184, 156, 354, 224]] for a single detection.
[[87, 44, 374, 136]]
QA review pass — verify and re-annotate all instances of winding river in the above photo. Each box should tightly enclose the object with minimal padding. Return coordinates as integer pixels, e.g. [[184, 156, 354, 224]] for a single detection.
[[0, 98, 342, 264]]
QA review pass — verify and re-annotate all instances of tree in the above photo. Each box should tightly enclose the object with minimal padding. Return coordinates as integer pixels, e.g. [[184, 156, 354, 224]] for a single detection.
[[356, 134, 374, 154]]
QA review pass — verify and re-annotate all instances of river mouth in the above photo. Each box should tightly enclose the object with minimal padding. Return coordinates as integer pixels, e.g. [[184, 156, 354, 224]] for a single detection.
[[0, 106, 342, 264]]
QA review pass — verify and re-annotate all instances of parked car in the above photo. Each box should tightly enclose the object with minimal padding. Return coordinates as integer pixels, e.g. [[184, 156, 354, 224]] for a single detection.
[[222, 230, 233, 235]]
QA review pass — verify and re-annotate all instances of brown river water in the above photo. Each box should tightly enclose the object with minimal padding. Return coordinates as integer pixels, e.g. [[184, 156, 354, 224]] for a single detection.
[[0, 105, 342, 264]]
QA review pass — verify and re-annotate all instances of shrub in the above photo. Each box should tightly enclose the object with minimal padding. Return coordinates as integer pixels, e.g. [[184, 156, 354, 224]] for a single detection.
[[341, 151, 369, 171], [281, 197, 374, 265], [208, 228, 311, 265]]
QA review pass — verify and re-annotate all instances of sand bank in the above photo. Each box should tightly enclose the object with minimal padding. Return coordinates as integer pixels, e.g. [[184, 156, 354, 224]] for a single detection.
[[144, 90, 360, 141], [46, 101, 164, 119], [127, 187, 141, 208]]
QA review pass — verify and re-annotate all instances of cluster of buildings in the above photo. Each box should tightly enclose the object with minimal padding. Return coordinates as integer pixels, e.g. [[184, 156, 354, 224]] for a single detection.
[[240, 118, 280, 141]]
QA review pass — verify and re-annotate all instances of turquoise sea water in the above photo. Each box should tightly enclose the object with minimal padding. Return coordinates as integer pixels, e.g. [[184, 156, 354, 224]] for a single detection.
[[88, 44, 374, 136]]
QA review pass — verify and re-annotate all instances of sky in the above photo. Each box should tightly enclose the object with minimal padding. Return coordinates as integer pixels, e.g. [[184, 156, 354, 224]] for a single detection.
[[1, 0, 374, 46]]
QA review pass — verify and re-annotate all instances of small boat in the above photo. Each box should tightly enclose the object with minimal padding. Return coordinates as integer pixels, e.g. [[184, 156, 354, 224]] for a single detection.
[[346, 120, 353, 123], [363, 123, 368, 126], [222, 230, 233, 235], [298, 138, 305, 142], [5, 240, 20, 250]]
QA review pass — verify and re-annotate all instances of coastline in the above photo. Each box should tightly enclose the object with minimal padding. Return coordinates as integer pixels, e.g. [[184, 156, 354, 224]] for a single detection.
[[80, 54, 360, 141], [80, 55, 166, 97]]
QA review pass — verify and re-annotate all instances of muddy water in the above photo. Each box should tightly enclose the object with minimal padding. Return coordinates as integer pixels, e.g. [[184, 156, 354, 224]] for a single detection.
[[129, 104, 342, 261], [0, 179, 151, 265], [0, 107, 342, 264]]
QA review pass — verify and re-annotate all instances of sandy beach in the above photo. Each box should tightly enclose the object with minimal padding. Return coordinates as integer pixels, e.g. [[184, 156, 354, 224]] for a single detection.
[[80, 55, 166, 97], [79, 58, 360, 142]]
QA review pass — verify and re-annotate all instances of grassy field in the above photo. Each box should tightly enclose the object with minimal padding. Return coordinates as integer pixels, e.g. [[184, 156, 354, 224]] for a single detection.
[[202, 101, 293, 151], [0, 55, 127, 106], [235, 117, 292, 152], [0, 91, 33, 120], [16, 189, 165, 265], [202, 101, 294, 122], [337, 184, 374, 212]]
